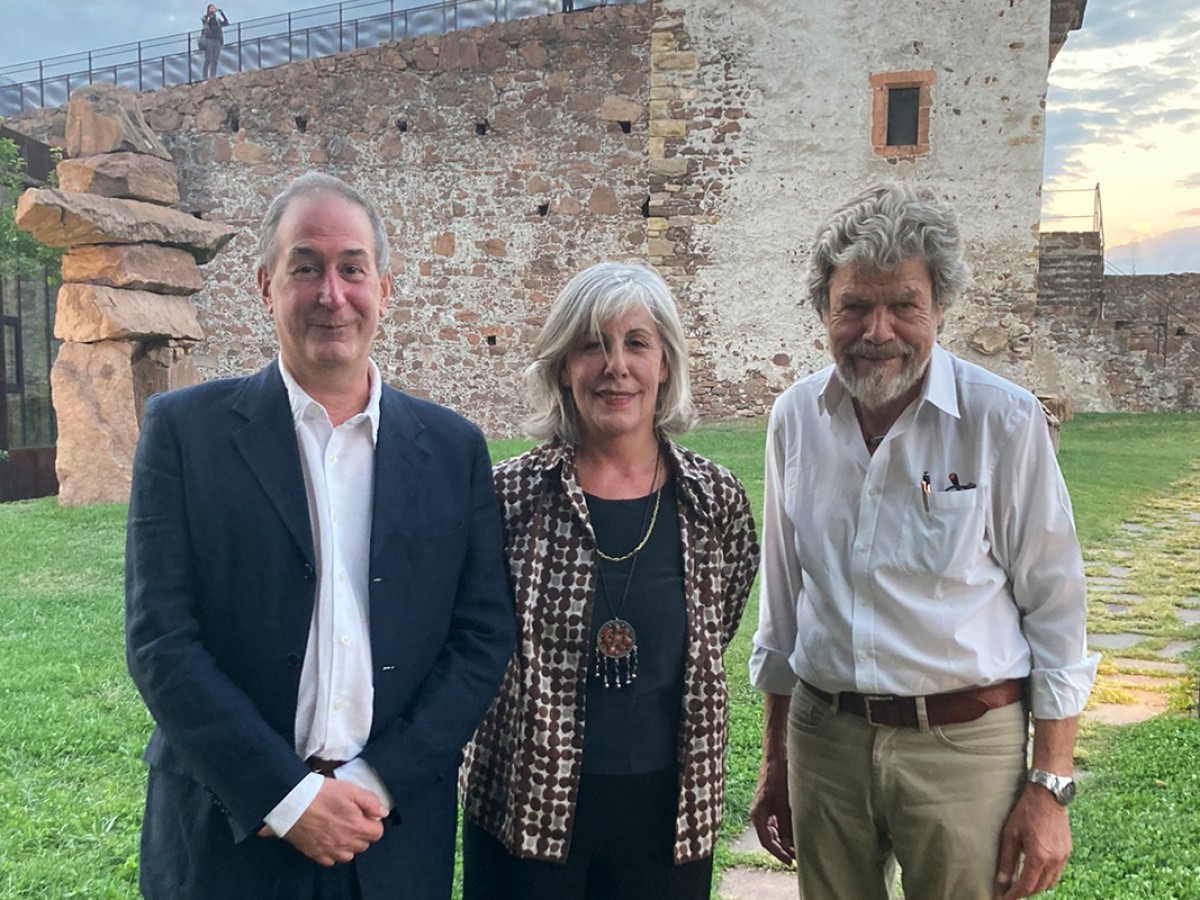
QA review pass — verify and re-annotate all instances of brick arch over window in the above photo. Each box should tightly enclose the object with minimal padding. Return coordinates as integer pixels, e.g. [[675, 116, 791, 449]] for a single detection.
[[869, 69, 936, 158]]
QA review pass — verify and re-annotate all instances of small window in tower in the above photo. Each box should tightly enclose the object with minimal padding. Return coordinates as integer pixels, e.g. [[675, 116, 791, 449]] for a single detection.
[[869, 70, 935, 158], [886, 87, 920, 146]]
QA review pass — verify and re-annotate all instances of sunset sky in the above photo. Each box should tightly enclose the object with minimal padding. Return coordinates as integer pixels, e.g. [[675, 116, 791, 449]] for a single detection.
[[1043, 0, 1200, 274], [1, 0, 1196, 273]]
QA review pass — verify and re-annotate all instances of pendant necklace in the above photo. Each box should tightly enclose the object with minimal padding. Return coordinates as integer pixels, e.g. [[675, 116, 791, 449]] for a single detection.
[[592, 449, 662, 689]]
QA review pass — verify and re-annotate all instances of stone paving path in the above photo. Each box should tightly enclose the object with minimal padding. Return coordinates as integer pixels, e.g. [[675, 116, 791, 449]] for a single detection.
[[717, 483, 1200, 900]]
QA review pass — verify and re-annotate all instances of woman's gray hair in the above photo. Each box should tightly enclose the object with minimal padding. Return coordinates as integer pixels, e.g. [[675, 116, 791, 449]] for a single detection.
[[806, 182, 972, 316], [257, 172, 391, 274], [524, 261, 696, 444]]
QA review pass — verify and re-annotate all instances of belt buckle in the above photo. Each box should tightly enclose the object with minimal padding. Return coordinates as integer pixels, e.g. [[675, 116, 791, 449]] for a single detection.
[[862, 694, 895, 727]]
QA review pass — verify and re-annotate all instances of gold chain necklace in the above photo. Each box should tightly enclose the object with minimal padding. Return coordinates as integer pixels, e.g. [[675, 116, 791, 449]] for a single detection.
[[597, 451, 667, 564], [594, 485, 662, 563]]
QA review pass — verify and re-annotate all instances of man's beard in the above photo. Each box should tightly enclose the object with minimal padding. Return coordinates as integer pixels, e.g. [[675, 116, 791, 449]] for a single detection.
[[834, 340, 930, 412]]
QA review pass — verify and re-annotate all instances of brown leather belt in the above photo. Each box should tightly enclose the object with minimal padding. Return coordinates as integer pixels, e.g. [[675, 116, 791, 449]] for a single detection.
[[802, 678, 1026, 728], [305, 756, 348, 777]]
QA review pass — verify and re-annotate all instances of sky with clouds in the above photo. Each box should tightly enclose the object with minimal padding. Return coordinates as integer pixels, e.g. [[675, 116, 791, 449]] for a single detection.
[[0, 0, 1196, 273], [1043, 0, 1200, 274]]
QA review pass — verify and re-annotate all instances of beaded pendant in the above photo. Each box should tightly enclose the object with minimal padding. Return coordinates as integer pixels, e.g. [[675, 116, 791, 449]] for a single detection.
[[594, 618, 639, 688]]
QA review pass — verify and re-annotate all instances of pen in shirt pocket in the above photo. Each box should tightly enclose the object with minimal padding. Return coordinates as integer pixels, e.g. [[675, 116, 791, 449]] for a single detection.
[[921, 471, 931, 512]]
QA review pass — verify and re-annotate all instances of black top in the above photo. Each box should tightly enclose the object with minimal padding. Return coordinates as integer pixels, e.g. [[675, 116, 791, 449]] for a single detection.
[[581, 475, 686, 775], [202, 9, 229, 41]]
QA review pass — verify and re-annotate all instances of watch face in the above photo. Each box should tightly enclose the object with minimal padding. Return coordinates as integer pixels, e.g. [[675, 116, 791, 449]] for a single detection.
[[1060, 779, 1076, 805], [1031, 769, 1076, 806]]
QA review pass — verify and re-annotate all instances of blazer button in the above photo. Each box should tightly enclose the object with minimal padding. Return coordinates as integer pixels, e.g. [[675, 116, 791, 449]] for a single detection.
[[303, 564, 315, 581], [285, 653, 302, 668]]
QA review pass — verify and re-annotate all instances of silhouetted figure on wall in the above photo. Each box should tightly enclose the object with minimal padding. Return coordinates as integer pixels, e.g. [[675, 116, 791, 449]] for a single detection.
[[200, 4, 230, 80]]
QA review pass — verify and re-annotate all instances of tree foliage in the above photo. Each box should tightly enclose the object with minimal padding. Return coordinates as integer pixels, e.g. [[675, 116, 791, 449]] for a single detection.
[[0, 132, 62, 279]]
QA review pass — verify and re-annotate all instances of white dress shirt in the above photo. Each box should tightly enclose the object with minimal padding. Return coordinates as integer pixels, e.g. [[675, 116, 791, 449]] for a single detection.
[[263, 358, 394, 837], [751, 345, 1098, 720]]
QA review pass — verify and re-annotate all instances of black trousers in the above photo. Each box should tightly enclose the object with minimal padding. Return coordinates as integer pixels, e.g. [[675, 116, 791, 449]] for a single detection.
[[311, 861, 361, 900], [462, 769, 712, 900]]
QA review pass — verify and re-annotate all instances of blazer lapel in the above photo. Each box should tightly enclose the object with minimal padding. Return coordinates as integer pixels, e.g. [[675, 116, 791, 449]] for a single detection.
[[370, 387, 429, 566], [231, 364, 315, 567]]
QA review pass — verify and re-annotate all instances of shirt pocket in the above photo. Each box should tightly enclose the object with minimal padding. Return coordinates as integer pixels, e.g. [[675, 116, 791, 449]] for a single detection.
[[896, 485, 987, 577]]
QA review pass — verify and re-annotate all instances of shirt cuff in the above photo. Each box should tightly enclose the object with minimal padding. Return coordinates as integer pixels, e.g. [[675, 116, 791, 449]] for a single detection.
[[1028, 653, 1101, 719], [750, 641, 799, 695], [263, 771, 323, 838], [334, 758, 395, 813]]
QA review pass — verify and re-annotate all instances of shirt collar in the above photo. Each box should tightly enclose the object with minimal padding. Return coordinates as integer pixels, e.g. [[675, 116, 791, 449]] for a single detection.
[[817, 343, 959, 420], [277, 356, 383, 443], [922, 344, 960, 418]]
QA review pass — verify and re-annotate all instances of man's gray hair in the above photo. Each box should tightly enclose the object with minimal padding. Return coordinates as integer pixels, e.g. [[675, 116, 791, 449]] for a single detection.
[[257, 171, 391, 274], [524, 261, 696, 444], [806, 182, 972, 316]]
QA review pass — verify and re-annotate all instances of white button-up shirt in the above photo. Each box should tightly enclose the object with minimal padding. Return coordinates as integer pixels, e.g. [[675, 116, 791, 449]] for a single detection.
[[751, 345, 1098, 720], [263, 358, 394, 837]]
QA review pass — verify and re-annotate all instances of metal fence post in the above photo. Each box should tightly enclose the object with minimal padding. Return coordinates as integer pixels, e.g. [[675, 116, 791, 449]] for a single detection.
[[137, 42, 144, 90]]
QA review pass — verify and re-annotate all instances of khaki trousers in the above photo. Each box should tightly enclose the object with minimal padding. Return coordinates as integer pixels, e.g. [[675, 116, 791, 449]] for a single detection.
[[787, 680, 1028, 900]]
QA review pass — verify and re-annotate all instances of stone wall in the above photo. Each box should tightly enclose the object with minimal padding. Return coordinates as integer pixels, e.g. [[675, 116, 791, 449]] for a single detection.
[[11, 0, 1066, 435], [1032, 232, 1200, 412], [12, 5, 655, 434], [1095, 274, 1199, 411], [1036, 231, 1103, 315]]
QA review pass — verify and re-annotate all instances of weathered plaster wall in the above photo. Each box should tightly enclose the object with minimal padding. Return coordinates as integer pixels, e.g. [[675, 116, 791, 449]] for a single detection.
[[656, 0, 1054, 415], [12, 0, 1064, 435]]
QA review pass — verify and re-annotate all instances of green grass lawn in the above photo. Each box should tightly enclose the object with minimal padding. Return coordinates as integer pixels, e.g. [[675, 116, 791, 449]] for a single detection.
[[1, 412, 1198, 897]]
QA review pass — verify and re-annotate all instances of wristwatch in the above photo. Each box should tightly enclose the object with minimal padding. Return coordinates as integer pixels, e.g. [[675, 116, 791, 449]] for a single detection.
[[1028, 768, 1076, 806]]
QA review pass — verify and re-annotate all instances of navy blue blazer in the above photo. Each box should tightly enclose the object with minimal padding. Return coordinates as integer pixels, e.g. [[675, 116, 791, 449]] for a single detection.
[[125, 363, 515, 899]]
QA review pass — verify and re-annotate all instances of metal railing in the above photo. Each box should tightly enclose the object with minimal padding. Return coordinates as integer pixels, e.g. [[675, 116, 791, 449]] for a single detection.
[[0, 0, 633, 117], [1041, 183, 1104, 248]]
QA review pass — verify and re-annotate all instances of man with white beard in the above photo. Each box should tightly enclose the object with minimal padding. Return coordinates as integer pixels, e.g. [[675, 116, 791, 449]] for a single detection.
[[748, 182, 1097, 900]]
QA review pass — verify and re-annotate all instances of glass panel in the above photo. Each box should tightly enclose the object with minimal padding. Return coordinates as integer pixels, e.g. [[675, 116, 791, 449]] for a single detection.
[[19, 273, 48, 385], [5, 393, 21, 450], [0, 273, 16, 319], [3, 322, 17, 385], [12, 272, 56, 448], [886, 87, 920, 146], [20, 383, 54, 447]]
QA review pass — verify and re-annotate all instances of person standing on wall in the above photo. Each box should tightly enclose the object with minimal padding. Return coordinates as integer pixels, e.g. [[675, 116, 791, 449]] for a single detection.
[[749, 182, 1097, 900], [200, 4, 230, 80]]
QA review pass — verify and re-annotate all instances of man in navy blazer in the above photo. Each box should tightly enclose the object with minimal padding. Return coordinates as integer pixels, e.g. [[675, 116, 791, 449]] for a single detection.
[[125, 172, 515, 899]]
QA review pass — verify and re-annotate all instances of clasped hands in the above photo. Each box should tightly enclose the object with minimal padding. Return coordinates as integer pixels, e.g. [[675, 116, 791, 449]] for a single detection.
[[257, 777, 387, 866]]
